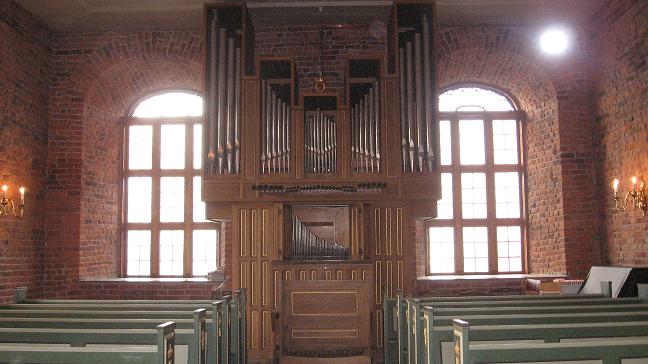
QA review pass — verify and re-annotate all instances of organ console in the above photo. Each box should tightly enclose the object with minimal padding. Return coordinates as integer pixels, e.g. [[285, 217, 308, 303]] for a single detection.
[[203, 2, 438, 362]]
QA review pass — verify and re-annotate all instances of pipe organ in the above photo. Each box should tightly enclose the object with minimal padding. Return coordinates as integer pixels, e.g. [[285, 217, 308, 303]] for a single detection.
[[203, 2, 438, 362]]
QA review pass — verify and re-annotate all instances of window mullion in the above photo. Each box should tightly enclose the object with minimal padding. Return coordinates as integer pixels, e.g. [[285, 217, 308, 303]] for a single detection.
[[151, 124, 161, 277], [484, 116, 498, 274], [450, 115, 463, 273], [184, 122, 194, 277], [122, 127, 130, 277]]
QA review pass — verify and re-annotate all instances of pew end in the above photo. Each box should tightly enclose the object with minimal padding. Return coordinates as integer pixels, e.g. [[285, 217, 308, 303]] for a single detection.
[[156, 321, 176, 364], [15, 287, 28, 304], [452, 319, 470, 364]]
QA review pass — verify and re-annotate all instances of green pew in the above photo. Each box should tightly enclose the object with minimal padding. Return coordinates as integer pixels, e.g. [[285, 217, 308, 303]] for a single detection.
[[453, 319, 648, 364], [0, 321, 175, 364], [0, 317, 200, 329], [5, 288, 247, 364], [423, 310, 648, 364], [0, 309, 206, 364], [386, 289, 607, 363], [385, 282, 628, 364], [408, 303, 648, 364]]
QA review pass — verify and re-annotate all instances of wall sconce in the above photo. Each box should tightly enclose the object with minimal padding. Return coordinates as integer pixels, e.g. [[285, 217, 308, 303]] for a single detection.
[[0, 184, 25, 218], [612, 177, 647, 216]]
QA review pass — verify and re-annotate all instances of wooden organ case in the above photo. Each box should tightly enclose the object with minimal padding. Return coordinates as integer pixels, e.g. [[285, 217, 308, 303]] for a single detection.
[[203, 2, 438, 362]]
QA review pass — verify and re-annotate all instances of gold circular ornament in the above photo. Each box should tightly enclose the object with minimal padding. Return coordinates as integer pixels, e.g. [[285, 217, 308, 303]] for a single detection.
[[314, 77, 326, 92]]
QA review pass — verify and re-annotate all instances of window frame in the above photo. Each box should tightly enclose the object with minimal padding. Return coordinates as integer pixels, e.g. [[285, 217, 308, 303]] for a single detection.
[[426, 86, 528, 276], [121, 92, 219, 278]]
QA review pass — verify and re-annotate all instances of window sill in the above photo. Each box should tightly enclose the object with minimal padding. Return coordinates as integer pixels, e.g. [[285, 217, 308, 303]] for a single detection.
[[418, 273, 565, 281], [80, 277, 212, 283]]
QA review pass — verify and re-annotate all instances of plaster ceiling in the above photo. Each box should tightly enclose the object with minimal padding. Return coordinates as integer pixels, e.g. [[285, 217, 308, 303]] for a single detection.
[[14, 0, 609, 32]]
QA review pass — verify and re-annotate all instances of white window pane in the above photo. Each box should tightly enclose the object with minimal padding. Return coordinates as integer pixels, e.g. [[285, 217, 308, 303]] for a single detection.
[[161, 125, 185, 169], [495, 172, 521, 218], [439, 120, 451, 166], [459, 119, 485, 165], [160, 230, 184, 276], [133, 92, 202, 118], [497, 226, 522, 272], [160, 177, 185, 222], [428, 227, 455, 274], [128, 177, 151, 223], [493, 120, 518, 164], [129, 125, 152, 170], [461, 173, 487, 219], [463, 227, 488, 273], [439, 87, 514, 112], [194, 124, 202, 170], [193, 230, 218, 276], [436, 173, 453, 219], [193, 176, 207, 222], [127, 230, 150, 276]]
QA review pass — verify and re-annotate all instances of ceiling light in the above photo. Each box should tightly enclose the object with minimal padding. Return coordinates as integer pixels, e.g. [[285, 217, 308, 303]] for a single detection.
[[540, 28, 568, 55]]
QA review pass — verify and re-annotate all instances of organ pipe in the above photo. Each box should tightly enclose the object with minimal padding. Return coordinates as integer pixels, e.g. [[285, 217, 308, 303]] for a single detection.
[[399, 18, 436, 173], [206, 22, 242, 175]]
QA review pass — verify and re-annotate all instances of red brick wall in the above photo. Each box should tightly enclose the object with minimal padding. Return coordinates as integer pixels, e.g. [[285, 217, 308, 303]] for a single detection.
[[78, 280, 217, 300], [255, 25, 386, 94], [415, 277, 526, 296], [44, 30, 206, 297], [0, 2, 50, 303], [591, 0, 648, 267]]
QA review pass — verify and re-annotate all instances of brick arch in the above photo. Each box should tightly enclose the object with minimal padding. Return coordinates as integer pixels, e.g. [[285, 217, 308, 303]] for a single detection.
[[68, 31, 203, 103], [79, 57, 203, 281], [432, 43, 568, 275], [44, 32, 205, 297]]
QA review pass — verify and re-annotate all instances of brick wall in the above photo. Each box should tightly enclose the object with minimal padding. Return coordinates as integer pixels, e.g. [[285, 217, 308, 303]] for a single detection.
[[415, 277, 526, 297], [0, 2, 50, 303], [78, 280, 217, 300], [591, 0, 648, 267], [44, 30, 207, 297], [255, 25, 386, 96]]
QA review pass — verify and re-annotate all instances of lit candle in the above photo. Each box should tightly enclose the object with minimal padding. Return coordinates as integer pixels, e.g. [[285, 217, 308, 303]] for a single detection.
[[613, 179, 619, 196], [632, 176, 637, 190], [19, 187, 25, 205], [1, 185, 7, 199]]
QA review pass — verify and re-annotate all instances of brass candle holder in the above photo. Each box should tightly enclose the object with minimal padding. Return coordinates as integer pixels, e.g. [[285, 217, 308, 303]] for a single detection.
[[0, 185, 25, 218], [612, 177, 647, 216]]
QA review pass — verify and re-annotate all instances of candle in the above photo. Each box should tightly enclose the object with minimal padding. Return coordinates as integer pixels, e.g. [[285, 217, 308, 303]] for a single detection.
[[632, 176, 637, 190], [19, 187, 25, 205], [613, 179, 619, 196], [1, 185, 7, 199]]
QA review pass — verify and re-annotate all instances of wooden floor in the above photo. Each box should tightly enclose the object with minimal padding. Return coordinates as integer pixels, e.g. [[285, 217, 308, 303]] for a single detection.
[[282, 356, 371, 364]]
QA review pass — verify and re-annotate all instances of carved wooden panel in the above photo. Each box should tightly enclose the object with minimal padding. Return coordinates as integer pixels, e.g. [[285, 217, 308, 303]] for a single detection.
[[280, 279, 371, 355], [233, 204, 280, 362], [370, 205, 410, 349]]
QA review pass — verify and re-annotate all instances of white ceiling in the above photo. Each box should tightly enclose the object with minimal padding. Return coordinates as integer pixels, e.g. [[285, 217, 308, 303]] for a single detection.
[[15, 0, 608, 32]]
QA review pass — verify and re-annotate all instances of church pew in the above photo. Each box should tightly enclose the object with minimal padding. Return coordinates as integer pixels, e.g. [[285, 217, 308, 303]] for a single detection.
[[0, 321, 175, 364], [385, 282, 636, 364], [421, 310, 648, 364], [408, 303, 648, 364], [2, 302, 225, 311], [2, 289, 247, 364], [387, 284, 610, 364], [452, 319, 648, 364], [0, 309, 206, 364]]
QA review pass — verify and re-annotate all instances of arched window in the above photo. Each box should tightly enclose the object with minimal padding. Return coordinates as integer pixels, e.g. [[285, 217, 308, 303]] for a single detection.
[[124, 91, 218, 277], [428, 86, 526, 275]]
